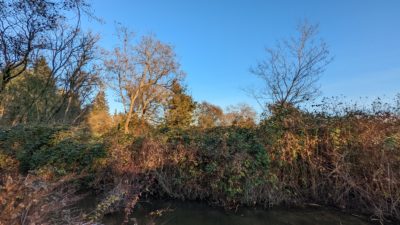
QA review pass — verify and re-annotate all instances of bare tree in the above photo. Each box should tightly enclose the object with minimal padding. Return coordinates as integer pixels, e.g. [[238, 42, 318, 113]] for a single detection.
[[50, 31, 100, 124], [250, 21, 332, 110], [105, 27, 183, 134], [194, 102, 224, 129], [0, 0, 89, 94], [11, 24, 100, 124], [224, 103, 257, 127], [0, 0, 101, 125]]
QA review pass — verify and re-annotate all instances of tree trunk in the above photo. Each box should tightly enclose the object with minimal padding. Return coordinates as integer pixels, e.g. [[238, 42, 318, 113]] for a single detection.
[[63, 96, 73, 123], [124, 65, 148, 134], [124, 90, 140, 134]]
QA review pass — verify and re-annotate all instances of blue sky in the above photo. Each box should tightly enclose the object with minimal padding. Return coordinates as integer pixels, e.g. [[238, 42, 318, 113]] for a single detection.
[[82, 0, 400, 113]]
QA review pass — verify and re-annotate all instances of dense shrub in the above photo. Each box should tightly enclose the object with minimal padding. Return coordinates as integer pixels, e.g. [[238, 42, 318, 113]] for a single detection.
[[125, 127, 270, 207], [257, 105, 400, 222], [2, 105, 400, 224], [98, 113, 399, 223], [0, 125, 106, 175]]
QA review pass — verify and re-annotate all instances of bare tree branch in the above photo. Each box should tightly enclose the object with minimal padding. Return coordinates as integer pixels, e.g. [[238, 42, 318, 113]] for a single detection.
[[250, 21, 332, 111]]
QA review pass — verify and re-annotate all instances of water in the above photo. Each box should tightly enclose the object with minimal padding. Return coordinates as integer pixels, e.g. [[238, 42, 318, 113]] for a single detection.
[[100, 200, 373, 225]]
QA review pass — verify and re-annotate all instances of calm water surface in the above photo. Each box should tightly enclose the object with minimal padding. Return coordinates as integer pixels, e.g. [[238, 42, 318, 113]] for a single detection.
[[100, 200, 373, 225]]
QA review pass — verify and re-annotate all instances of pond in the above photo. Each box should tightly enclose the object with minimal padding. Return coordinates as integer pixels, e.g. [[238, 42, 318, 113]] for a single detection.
[[99, 200, 373, 225]]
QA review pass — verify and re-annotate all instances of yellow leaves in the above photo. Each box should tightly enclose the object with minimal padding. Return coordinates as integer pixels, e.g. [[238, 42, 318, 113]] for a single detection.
[[273, 131, 312, 163], [91, 158, 108, 171], [0, 152, 18, 173], [87, 109, 113, 136]]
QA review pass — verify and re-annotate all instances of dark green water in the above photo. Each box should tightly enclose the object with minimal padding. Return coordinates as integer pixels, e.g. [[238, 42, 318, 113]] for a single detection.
[[101, 200, 373, 225]]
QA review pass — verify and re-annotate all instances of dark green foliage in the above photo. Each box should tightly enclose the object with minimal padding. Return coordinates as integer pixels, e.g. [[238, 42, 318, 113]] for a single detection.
[[197, 128, 269, 201], [0, 125, 106, 174], [29, 138, 105, 175], [0, 57, 89, 125], [0, 58, 60, 124], [154, 127, 269, 205]]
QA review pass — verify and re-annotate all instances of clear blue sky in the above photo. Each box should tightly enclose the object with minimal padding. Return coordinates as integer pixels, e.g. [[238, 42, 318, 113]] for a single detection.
[[82, 0, 400, 113]]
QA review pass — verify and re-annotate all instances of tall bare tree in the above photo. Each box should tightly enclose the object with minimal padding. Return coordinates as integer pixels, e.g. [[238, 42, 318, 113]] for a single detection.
[[0, 10, 100, 125], [47, 29, 100, 124], [8, 25, 100, 124], [105, 27, 183, 134], [250, 21, 332, 109]]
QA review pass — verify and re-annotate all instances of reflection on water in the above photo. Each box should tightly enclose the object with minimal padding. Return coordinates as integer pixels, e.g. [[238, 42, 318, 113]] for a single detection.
[[101, 200, 372, 225]]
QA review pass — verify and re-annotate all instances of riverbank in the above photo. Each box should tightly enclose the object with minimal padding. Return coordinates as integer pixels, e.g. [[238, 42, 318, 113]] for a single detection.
[[1, 106, 399, 224]]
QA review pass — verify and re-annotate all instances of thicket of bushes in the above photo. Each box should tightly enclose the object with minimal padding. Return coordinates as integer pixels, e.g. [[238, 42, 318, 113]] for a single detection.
[[88, 105, 399, 224], [258, 106, 400, 221], [147, 127, 270, 205], [0, 125, 108, 224], [1, 105, 399, 224], [0, 125, 106, 175]]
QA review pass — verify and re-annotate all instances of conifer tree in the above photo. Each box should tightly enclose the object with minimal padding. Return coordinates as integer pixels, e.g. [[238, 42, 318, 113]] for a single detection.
[[0, 57, 59, 124], [87, 90, 112, 135], [164, 81, 196, 129]]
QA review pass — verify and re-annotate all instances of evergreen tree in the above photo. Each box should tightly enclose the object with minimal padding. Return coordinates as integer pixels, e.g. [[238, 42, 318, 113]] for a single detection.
[[87, 90, 112, 135], [164, 81, 196, 129], [0, 57, 59, 124], [92, 90, 109, 113]]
